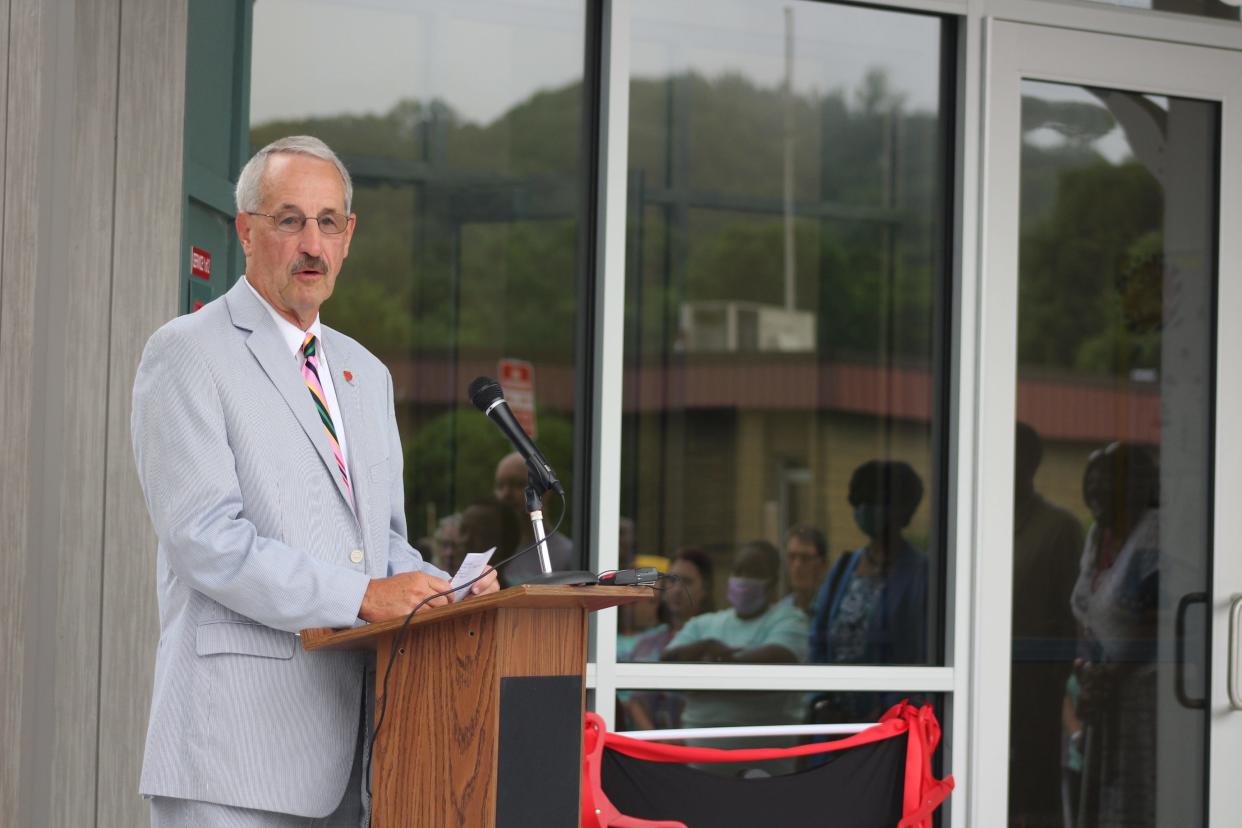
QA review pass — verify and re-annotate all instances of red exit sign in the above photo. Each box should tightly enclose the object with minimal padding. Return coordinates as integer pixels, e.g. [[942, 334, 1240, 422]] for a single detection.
[[498, 358, 537, 439], [190, 246, 211, 280]]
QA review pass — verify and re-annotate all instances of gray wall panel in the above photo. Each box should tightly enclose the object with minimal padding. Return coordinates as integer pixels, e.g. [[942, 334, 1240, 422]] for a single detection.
[[42, 0, 121, 824], [15, 0, 119, 823], [0, 1, 183, 824], [96, 0, 186, 824], [0, 0, 28, 823], [6, 2, 49, 826]]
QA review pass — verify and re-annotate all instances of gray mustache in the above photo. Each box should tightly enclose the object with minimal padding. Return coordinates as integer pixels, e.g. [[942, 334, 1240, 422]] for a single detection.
[[290, 256, 327, 273]]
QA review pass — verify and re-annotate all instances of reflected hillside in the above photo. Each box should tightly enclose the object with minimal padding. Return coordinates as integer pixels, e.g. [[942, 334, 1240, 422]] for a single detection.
[[250, 75, 1167, 383], [1019, 94, 1166, 381], [248, 71, 1171, 541], [251, 69, 956, 364]]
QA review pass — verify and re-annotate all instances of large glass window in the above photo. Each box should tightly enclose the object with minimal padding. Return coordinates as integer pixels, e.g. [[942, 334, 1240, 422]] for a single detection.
[[1009, 81, 1217, 828], [617, 0, 954, 697], [250, 0, 589, 582]]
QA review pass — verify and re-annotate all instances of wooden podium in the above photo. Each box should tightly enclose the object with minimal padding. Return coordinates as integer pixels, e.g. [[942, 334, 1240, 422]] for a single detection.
[[300, 584, 645, 827]]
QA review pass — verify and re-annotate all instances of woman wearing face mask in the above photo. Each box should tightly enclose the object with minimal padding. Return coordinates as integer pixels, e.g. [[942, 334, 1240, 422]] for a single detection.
[[663, 541, 806, 666], [809, 460, 928, 668], [660, 542, 809, 744]]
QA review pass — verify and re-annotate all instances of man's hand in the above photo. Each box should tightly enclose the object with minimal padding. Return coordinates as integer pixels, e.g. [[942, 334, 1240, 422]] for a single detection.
[[466, 566, 501, 598], [358, 571, 453, 622]]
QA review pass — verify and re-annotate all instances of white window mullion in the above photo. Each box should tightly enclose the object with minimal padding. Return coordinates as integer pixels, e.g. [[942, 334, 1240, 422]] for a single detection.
[[950, 7, 985, 828], [614, 662, 955, 693], [588, 0, 632, 731], [971, 17, 1025, 828]]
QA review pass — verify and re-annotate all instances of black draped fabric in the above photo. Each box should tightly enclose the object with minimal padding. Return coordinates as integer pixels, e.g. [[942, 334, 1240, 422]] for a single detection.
[[599, 737, 906, 828]]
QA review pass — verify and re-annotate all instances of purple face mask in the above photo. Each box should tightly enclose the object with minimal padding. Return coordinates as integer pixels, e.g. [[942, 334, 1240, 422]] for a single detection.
[[726, 576, 768, 617]]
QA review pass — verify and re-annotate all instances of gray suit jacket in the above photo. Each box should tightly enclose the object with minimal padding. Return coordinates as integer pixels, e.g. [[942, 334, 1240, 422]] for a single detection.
[[132, 278, 447, 816]]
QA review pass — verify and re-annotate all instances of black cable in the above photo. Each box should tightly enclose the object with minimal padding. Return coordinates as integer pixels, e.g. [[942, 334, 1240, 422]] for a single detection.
[[364, 491, 570, 801], [657, 572, 693, 621]]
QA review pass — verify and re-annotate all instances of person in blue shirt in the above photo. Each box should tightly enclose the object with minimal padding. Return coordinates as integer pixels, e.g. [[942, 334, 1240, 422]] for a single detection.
[[810, 460, 928, 667]]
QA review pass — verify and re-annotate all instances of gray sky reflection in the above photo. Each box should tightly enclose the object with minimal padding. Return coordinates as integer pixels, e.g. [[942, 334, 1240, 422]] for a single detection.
[[630, 0, 941, 112], [251, 0, 943, 129], [1022, 80, 1154, 165], [251, 0, 585, 126]]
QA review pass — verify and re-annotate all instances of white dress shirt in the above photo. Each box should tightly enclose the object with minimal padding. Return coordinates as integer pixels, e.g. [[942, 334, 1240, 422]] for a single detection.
[[243, 276, 351, 478]]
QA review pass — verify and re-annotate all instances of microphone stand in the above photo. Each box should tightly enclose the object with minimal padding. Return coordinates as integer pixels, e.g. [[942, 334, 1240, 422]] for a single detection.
[[525, 483, 554, 575], [522, 475, 596, 586]]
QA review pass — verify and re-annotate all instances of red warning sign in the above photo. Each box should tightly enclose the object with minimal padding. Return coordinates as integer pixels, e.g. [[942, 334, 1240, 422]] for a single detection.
[[190, 247, 211, 280], [498, 358, 537, 439]]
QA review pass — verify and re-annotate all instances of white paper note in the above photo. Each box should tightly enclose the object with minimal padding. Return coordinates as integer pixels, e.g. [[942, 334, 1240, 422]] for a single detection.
[[450, 548, 495, 602]]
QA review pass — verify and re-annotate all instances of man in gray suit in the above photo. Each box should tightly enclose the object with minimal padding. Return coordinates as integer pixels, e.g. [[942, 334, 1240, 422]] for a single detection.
[[132, 135, 499, 825]]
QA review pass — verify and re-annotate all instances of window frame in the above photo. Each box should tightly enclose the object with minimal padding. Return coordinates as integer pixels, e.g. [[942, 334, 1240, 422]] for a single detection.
[[583, 4, 1242, 828]]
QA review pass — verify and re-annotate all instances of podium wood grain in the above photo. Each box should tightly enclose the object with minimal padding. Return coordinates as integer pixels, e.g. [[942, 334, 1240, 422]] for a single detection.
[[301, 585, 645, 827]]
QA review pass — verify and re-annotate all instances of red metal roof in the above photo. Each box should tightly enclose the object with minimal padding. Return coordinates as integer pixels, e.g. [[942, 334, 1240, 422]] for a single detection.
[[387, 355, 1160, 444]]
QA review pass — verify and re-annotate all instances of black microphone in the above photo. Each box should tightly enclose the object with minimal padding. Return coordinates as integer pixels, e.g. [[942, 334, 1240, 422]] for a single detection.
[[468, 376, 564, 496]]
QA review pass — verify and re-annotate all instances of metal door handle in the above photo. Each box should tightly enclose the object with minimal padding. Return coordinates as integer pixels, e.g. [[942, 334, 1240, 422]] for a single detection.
[[1229, 594, 1242, 710], [1176, 592, 1208, 710]]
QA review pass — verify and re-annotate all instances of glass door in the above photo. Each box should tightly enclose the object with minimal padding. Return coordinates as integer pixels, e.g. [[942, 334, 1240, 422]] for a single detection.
[[974, 21, 1242, 827]]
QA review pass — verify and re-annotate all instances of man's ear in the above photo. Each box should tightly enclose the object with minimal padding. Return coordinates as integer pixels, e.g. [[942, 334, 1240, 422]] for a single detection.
[[340, 212, 357, 258], [235, 212, 253, 255]]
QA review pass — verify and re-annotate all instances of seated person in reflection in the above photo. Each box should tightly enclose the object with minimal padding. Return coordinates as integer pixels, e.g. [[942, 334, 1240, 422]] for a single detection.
[[780, 525, 828, 615], [810, 460, 928, 667], [1070, 442, 1160, 828], [617, 576, 663, 661], [432, 512, 462, 574], [631, 548, 715, 662], [622, 549, 716, 730], [458, 497, 520, 582], [493, 451, 575, 583], [662, 541, 809, 740]]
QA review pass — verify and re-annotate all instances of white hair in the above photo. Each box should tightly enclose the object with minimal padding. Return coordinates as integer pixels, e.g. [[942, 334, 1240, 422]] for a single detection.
[[234, 135, 353, 214]]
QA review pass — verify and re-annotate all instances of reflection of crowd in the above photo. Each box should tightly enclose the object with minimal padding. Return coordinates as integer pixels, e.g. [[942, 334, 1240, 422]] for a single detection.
[[659, 541, 809, 772], [1067, 442, 1160, 828], [807, 460, 929, 724], [616, 458, 933, 739], [601, 432, 1167, 814], [598, 434, 1170, 820], [1009, 427, 1162, 828], [630, 549, 715, 663], [419, 451, 578, 586], [415, 437, 1164, 810]]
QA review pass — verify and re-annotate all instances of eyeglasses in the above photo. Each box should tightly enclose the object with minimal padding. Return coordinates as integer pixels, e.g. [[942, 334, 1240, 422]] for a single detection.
[[248, 210, 352, 235]]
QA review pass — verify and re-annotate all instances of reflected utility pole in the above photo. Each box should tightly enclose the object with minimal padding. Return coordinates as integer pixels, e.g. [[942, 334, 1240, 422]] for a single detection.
[[782, 6, 797, 311]]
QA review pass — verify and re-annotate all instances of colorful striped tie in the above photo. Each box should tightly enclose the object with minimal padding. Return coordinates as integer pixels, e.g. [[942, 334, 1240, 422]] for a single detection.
[[301, 333, 352, 500]]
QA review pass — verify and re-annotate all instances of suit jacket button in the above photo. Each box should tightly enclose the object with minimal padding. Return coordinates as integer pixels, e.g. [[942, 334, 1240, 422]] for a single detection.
[[349, 549, 364, 564]]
